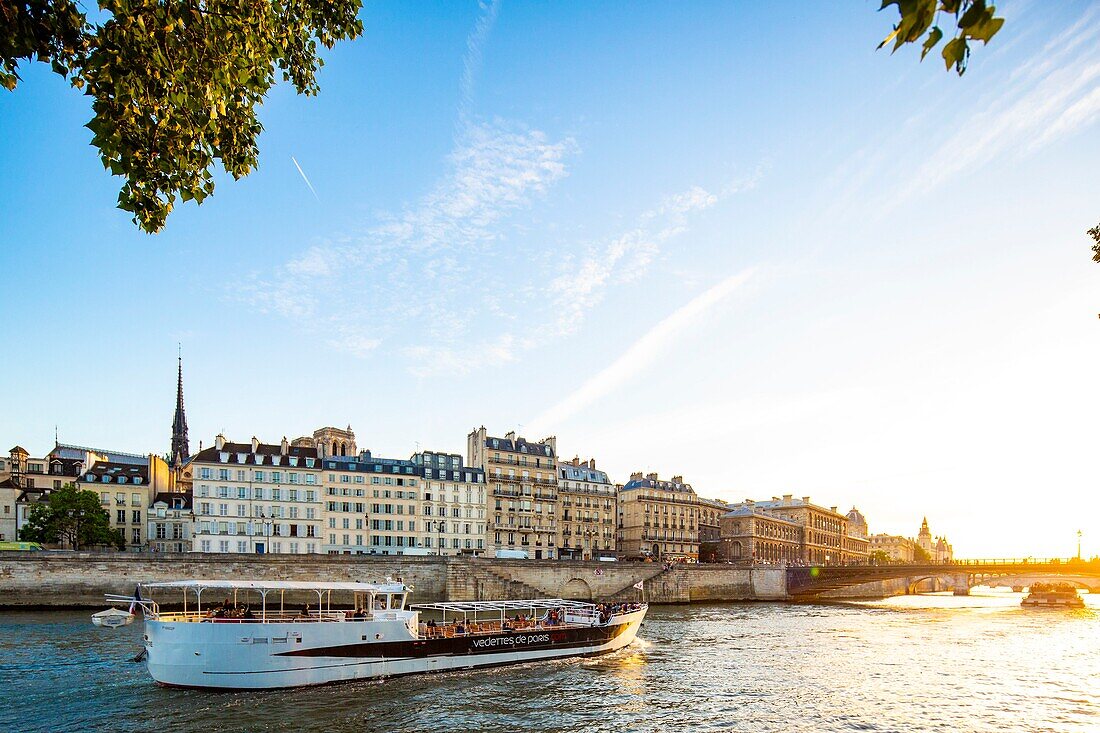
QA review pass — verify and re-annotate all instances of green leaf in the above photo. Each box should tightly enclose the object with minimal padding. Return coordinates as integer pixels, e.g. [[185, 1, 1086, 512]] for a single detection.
[[967, 14, 1004, 43], [942, 36, 968, 73], [958, 0, 987, 29], [921, 27, 944, 60]]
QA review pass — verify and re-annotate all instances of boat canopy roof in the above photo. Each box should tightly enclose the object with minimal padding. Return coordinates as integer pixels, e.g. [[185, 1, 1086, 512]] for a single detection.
[[140, 580, 406, 593], [412, 598, 595, 613]]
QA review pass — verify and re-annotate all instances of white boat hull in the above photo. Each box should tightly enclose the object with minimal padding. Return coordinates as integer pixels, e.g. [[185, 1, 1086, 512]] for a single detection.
[[143, 609, 646, 689]]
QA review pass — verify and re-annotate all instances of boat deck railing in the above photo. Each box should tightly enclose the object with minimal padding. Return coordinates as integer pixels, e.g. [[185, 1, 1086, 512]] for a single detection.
[[156, 609, 405, 624]]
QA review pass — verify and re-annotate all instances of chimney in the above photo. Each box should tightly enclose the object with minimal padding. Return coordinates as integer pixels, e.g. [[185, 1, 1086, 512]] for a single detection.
[[831, 507, 837, 514], [783, 494, 792, 501], [802, 496, 811, 503], [772, 496, 780, 502], [505, 430, 516, 442], [214, 433, 225, 451], [281, 436, 289, 455], [588, 458, 595, 469], [671, 475, 683, 483], [630, 472, 643, 481], [572, 455, 580, 465], [251, 436, 259, 453], [646, 472, 658, 481]]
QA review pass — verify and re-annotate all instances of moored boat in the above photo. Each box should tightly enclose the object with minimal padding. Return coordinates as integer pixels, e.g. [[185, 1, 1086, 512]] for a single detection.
[[1021, 582, 1085, 608], [91, 607, 135, 628], [105, 579, 647, 689]]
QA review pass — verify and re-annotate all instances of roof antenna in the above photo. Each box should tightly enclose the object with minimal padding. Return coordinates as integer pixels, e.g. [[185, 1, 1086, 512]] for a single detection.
[[55, 425, 59, 446]]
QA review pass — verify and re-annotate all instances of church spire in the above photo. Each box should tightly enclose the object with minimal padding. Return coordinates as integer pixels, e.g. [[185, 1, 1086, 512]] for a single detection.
[[171, 350, 190, 467]]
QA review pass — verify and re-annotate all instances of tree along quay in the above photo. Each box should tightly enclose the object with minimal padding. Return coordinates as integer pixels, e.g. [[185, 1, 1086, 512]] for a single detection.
[[0, 553, 808, 608]]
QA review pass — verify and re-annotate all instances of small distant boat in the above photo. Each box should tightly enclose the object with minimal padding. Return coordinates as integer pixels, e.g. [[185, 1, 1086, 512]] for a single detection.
[[92, 608, 135, 628], [1021, 582, 1085, 608]]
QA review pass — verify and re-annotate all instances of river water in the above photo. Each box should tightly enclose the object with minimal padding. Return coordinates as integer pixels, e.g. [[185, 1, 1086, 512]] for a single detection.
[[1, 591, 1096, 733]]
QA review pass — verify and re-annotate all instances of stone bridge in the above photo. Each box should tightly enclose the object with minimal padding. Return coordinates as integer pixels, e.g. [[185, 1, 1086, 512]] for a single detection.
[[787, 559, 1100, 597]]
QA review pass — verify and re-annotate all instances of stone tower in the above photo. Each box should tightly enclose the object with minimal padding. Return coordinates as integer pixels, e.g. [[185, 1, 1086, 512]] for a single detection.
[[918, 517, 933, 556], [170, 355, 190, 467]]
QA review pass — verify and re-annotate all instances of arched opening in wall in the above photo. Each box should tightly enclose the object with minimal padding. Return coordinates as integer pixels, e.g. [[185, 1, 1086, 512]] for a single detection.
[[331, 441, 338, 456], [561, 578, 593, 601], [340, 442, 347, 456], [730, 541, 742, 558]]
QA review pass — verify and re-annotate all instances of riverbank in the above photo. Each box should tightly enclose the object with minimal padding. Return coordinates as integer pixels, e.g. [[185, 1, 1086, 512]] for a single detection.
[[0, 552, 798, 607]]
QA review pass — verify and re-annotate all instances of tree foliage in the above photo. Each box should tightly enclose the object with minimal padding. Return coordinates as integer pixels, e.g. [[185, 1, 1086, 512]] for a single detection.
[[878, 0, 1005, 76], [1089, 222, 1100, 264], [18, 483, 125, 550], [1, 0, 364, 233], [912, 544, 932, 563]]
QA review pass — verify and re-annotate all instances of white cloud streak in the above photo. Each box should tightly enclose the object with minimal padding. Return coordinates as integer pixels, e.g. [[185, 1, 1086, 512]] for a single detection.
[[291, 156, 320, 202], [529, 267, 756, 432]]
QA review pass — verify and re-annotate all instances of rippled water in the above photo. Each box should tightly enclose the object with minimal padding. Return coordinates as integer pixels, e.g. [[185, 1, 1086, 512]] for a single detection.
[[2, 591, 1097, 732]]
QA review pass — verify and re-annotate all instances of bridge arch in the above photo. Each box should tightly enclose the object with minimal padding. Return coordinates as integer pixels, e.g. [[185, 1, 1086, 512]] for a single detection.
[[561, 578, 593, 600]]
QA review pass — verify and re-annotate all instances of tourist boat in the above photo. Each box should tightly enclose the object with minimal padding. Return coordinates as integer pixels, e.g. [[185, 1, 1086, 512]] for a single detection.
[[104, 579, 647, 689], [91, 607, 134, 628], [1021, 582, 1085, 608]]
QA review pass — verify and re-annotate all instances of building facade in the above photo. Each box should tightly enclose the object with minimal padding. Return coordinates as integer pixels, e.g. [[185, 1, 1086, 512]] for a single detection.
[[82, 454, 173, 551], [556, 457, 616, 560], [320, 450, 421, 555], [617, 472, 702, 562], [413, 450, 487, 556], [717, 495, 870, 565], [870, 533, 917, 562], [147, 491, 193, 553], [190, 435, 323, 554], [468, 428, 559, 559]]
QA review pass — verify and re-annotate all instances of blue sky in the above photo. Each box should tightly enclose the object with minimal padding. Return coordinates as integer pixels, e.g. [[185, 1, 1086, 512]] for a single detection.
[[1, 1, 1098, 557]]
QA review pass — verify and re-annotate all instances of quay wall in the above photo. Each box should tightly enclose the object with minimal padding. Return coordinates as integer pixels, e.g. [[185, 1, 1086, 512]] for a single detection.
[[0, 553, 790, 607]]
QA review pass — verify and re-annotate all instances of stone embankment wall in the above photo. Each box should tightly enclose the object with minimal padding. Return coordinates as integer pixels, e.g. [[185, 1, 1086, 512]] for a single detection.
[[0, 553, 791, 607]]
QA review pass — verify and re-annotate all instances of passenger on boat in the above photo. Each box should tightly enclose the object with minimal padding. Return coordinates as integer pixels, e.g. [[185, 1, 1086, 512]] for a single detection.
[[455, 623, 466, 635]]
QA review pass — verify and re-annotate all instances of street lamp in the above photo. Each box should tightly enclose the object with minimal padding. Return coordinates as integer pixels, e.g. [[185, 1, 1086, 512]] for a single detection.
[[433, 520, 446, 556], [1077, 529, 1083, 561]]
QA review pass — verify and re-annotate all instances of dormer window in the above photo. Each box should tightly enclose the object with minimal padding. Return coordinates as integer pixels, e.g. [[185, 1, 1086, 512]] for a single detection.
[[219, 452, 229, 463], [101, 475, 110, 482], [305, 458, 315, 468], [134, 477, 142, 485], [118, 476, 127, 484]]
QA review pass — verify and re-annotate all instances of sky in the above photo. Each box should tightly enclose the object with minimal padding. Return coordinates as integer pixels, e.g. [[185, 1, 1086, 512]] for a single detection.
[[1, 1, 1097, 558]]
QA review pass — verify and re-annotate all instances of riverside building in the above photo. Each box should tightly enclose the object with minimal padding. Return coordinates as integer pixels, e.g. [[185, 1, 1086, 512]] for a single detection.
[[467, 427, 559, 559], [190, 434, 322, 554], [413, 450, 487, 555], [147, 491, 193, 553], [617, 472, 703, 562], [82, 454, 173, 551], [320, 450, 420, 555], [556, 456, 616, 560], [717, 495, 870, 565]]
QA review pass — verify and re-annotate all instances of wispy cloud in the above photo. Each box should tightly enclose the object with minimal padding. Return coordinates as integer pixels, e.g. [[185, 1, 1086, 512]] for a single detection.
[[459, 0, 501, 122], [529, 267, 757, 433], [548, 175, 758, 336], [823, 8, 1100, 224]]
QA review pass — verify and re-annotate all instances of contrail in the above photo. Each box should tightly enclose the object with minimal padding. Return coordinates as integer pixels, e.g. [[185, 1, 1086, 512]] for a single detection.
[[291, 155, 320, 202]]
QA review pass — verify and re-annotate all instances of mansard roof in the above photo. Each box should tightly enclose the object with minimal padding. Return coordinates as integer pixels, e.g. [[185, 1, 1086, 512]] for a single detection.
[[82, 460, 149, 483], [192, 442, 319, 466], [621, 475, 695, 493], [484, 435, 555, 457]]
